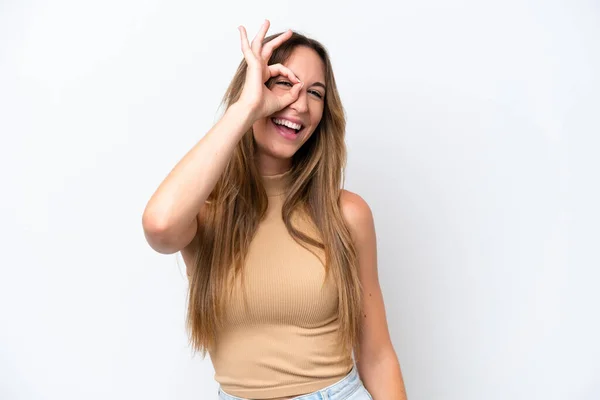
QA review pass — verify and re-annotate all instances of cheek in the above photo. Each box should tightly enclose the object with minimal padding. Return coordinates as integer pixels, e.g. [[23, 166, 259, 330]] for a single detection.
[[252, 118, 269, 138], [310, 107, 324, 129]]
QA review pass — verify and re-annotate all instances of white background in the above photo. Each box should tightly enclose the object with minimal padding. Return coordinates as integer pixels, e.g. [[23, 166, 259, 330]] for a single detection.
[[1, 1, 598, 399]]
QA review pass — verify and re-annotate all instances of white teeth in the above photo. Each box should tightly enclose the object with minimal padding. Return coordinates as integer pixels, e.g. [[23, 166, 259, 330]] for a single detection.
[[273, 118, 302, 131]]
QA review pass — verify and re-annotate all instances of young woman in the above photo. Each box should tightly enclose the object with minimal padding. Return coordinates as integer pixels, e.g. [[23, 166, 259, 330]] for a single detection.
[[142, 20, 407, 400]]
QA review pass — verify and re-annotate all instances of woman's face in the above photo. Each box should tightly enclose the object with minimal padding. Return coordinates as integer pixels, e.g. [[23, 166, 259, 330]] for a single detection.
[[252, 45, 326, 164]]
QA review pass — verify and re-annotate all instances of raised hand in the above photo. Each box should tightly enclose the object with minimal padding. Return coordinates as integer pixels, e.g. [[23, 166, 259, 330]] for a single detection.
[[236, 20, 304, 122]]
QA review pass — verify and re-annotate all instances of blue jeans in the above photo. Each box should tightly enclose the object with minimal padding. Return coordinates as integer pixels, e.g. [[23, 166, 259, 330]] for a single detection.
[[217, 364, 373, 400]]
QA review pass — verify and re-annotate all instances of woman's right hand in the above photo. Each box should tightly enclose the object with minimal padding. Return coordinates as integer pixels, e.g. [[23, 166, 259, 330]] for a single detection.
[[236, 20, 304, 123]]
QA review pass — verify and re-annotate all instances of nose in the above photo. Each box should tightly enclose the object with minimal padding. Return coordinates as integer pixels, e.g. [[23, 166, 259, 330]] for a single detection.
[[289, 87, 309, 114]]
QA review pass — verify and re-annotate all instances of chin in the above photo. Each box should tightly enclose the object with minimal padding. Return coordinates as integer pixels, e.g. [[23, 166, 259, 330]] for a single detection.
[[255, 140, 297, 160]]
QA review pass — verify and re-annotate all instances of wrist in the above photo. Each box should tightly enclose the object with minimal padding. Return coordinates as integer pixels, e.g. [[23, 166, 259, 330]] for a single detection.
[[227, 102, 257, 130]]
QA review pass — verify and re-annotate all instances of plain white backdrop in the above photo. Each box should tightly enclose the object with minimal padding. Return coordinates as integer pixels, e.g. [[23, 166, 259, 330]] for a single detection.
[[1, 0, 598, 399]]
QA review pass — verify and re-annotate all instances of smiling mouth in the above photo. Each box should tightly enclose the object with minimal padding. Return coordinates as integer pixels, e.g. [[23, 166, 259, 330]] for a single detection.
[[271, 118, 304, 135]]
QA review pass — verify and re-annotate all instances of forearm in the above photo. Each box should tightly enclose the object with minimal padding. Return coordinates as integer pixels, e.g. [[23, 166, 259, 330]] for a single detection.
[[358, 351, 407, 400], [143, 102, 254, 231]]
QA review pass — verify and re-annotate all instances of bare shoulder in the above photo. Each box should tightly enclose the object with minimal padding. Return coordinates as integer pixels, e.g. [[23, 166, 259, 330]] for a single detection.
[[339, 189, 375, 235]]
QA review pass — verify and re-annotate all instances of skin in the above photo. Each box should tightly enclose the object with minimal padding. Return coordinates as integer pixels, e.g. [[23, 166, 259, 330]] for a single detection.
[[243, 23, 408, 400], [195, 20, 407, 399], [146, 19, 407, 397], [341, 190, 408, 400], [252, 45, 326, 176]]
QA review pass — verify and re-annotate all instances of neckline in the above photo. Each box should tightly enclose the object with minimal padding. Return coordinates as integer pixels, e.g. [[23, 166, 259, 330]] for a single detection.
[[260, 168, 293, 197]]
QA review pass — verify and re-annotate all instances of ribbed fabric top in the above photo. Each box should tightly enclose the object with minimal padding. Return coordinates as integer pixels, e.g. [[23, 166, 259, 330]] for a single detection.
[[208, 169, 353, 399]]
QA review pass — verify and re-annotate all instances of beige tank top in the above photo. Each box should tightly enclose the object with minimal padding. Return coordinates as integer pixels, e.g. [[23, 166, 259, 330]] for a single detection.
[[208, 168, 353, 399]]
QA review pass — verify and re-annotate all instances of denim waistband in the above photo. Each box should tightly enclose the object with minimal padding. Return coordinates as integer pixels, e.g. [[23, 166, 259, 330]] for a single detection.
[[218, 364, 364, 400]]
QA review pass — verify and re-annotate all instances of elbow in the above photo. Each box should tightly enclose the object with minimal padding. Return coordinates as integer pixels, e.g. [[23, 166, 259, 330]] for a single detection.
[[143, 229, 180, 255], [142, 212, 179, 255], [142, 209, 196, 255], [143, 222, 179, 255]]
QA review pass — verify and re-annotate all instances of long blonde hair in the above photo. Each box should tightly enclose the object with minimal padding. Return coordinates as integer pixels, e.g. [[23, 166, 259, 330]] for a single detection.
[[186, 31, 363, 362]]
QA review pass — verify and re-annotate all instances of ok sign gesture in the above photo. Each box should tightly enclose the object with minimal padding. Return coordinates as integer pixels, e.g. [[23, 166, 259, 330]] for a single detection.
[[236, 20, 304, 122]]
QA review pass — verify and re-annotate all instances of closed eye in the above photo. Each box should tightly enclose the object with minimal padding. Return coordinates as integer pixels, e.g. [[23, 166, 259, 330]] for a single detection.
[[276, 80, 324, 99], [276, 81, 293, 88], [309, 89, 323, 99]]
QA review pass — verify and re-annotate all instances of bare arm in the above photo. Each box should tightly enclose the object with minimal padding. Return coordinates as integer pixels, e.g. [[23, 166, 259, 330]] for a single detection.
[[142, 20, 302, 255], [142, 103, 253, 254]]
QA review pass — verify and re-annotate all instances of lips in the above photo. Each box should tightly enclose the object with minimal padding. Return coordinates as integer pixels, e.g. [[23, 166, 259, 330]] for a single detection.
[[273, 115, 304, 127], [271, 117, 304, 134], [270, 118, 303, 140]]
